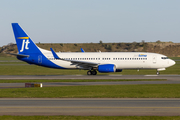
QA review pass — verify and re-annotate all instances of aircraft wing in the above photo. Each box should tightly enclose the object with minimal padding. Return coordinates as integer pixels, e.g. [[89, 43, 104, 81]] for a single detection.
[[50, 48, 98, 69], [65, 59, 98, 69]]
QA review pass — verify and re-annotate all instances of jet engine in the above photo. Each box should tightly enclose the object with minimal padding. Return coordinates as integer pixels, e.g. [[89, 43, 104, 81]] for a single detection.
[[98, 64, 122, 73]]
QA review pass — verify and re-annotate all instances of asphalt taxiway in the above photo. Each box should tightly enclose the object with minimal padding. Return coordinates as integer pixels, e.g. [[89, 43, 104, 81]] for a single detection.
[[0, 75, 180, 80], [0, 75, 180, 88], [0, 98, 180, 116], [1, 80, 180, 88]]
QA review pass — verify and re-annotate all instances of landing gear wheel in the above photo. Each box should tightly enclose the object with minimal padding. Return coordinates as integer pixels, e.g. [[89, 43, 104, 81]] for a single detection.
[[91, 70, 97, 75], [87, 71, 92, 75], [156, 71, 160, 75]]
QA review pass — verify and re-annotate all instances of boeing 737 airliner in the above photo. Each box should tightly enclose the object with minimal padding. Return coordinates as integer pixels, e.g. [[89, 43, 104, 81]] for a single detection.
[[9, 23, 175, 75]]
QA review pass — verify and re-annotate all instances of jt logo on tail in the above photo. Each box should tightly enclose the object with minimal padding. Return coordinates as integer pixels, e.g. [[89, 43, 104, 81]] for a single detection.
[[12, 23, 42, 54], [18, 37, 30, 52]]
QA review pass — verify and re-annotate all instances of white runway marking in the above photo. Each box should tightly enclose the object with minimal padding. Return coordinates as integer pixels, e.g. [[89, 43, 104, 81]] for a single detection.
[[144, 75, 158, 76], [108, 75, 122, 76]]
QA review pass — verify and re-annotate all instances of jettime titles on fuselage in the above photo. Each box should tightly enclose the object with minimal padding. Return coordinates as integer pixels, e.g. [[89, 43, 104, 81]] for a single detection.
[[138, 54, 147, 57]]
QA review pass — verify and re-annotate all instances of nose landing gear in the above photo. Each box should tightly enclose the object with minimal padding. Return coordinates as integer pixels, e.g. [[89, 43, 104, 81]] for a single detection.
[[87, 70, 97, 75]]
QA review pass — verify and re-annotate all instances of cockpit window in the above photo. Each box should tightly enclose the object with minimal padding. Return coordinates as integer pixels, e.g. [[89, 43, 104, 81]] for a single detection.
[[161, 57, 168, 59]]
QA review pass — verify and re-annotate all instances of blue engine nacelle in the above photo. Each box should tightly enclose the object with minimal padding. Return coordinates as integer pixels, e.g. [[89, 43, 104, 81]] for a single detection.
[[98, 64, 122, 73]]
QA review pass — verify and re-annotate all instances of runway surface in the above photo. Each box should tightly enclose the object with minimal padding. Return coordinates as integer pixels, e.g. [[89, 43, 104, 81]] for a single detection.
[[0, 75, 180, 116], [0, 75, 180, 88], [0, 75, 180, 80], [0, 98, 180, 116]]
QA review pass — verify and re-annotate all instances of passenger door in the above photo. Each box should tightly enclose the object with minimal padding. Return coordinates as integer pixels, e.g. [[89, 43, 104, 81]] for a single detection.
[[152, 55, 157, 64]]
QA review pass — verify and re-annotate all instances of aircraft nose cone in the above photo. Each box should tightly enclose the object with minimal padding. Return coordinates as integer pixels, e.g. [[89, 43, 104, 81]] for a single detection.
[[169, 59, 176, 66]]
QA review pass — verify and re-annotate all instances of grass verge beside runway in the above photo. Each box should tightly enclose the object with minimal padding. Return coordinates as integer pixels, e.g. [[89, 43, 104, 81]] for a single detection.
[[0, 79, 166, 83], [1, 116, 180, 120], [0, 84, 180, 98]]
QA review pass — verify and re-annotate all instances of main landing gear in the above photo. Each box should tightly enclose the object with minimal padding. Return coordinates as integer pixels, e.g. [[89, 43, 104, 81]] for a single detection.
[[87, 70, 97, 75], [156, 71, 160, 75]]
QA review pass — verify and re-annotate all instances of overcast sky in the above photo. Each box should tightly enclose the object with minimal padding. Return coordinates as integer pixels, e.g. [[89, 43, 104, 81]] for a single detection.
[[0, 0, 180, 46]]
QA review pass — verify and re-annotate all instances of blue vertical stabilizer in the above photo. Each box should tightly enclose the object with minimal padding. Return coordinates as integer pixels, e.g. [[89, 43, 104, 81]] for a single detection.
[[12, 23, 41, 54]]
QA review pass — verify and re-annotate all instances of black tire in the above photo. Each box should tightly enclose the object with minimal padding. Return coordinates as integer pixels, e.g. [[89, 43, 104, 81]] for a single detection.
[[87, 71, 92, 75], [91, 70, 97, 75], [157, 71, 160, 75]]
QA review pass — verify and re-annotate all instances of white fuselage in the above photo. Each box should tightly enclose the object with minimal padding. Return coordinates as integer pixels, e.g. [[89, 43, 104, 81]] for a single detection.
[[41, 50, 175, 70]]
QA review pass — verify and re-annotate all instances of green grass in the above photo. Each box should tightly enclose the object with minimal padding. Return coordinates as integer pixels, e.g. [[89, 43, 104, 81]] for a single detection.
[[0, 57, 18, 61], [169, 57, 180, 60], [0, 79, 166, 83], [1, 116, 180, 120], [1, 84, 180, 98], [0, 62, 26, 64]]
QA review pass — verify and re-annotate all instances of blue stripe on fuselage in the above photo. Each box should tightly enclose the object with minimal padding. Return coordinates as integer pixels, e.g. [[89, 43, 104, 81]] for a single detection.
[[17, 53, 66, 69]]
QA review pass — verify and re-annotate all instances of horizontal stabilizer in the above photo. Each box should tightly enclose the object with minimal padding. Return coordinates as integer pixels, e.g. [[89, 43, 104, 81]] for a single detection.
[[5, 52, 29, 57], [50, 48, 60, 59]]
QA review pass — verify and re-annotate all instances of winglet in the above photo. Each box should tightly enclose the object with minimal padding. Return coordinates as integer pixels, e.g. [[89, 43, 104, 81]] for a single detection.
[[50, 48, 60, 59], [81, 48, 85, 52]]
